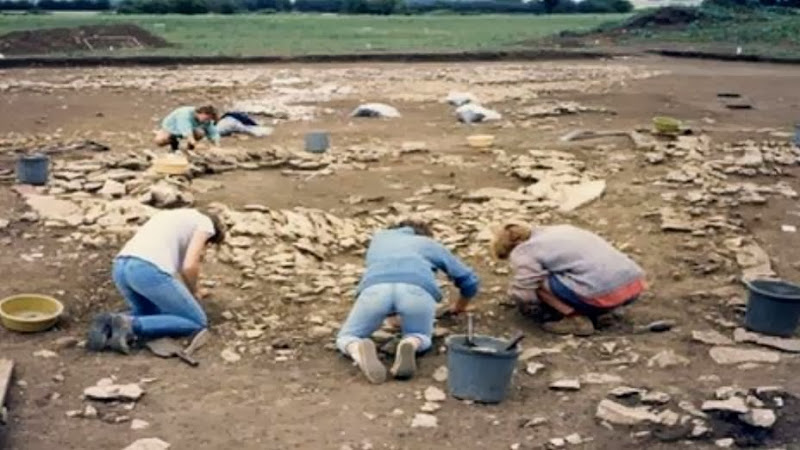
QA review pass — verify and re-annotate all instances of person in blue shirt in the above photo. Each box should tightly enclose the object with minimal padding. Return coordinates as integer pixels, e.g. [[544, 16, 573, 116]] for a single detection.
[[216, 111, 273, 138], [154, 105, 221, 152], [337, 220, 480, 384]]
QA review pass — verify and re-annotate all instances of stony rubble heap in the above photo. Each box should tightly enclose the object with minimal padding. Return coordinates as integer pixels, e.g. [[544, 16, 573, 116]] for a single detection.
[[596, 384, 787, 445], [10, 133, 622, 345], [632, 132, 800, 281], [491, 149, 607, 213], [214, 203, 372, 282], [648, 136, 799, 209]]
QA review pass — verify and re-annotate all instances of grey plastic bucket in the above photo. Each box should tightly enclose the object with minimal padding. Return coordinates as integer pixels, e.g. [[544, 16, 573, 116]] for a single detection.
[[305, 131, 330, 153], [794, 123, 800, 147], [745, 279, 800, 337], [446, 334, 520, 404], [16, 153, 50, 185]]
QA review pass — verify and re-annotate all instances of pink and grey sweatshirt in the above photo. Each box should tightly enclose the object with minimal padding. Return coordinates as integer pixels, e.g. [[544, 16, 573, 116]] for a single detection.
[[508, 225, 645, 308]]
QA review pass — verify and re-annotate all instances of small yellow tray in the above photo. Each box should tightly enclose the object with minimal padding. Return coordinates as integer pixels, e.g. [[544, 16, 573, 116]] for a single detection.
[[153, 155, 190, 175], [467, 134, 495, 148]]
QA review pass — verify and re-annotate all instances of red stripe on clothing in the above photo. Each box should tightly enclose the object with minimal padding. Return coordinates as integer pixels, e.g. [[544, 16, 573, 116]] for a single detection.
[[583, 278, 645, 308]]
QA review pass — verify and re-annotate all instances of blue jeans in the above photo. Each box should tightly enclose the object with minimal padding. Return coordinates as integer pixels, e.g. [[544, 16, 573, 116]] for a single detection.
[[548, 275, 638, 318], [336, 283, 436, 354], [112, 256, 207, 339]]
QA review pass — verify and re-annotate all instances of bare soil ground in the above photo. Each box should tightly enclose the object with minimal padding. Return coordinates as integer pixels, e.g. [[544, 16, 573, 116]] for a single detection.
[[1, 57, 800, 450], [0, 24, 170, 56]]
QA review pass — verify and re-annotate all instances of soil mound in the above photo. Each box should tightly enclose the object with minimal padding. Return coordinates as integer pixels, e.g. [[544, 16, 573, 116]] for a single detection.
[[0, 23, 170, 56], [547, 6, 704, 48], [621, 6, 704, 29]]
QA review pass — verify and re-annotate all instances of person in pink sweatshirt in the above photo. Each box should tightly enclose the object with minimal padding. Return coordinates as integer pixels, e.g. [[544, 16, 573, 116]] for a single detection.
[[491, 223, 645, 336]]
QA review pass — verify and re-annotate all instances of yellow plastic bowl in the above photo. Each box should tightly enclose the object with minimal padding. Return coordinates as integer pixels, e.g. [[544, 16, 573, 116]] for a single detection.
[[153, 155, 190, 175], [653, 116, 681, 134], [0, 294, 64, 333], [467, 134, 496, 148]]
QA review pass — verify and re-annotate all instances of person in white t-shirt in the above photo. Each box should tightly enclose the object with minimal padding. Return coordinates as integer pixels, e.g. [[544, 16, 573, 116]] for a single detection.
[[87, 208, 226, 354]]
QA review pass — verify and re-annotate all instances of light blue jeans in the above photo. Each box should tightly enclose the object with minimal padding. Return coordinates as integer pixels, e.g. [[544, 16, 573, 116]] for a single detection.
[[112, 256, 207, 339], [336, 283, 437, 354]]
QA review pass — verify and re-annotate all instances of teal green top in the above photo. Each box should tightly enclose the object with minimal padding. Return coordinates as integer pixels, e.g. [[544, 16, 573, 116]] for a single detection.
[[161, 106, 220, 145]]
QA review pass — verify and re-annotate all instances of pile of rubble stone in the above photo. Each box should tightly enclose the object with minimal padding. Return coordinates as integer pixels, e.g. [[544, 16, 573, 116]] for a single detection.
[[10, 131, 621, 300], [627, 130, 800, 281], [596, 384, 788, 446]]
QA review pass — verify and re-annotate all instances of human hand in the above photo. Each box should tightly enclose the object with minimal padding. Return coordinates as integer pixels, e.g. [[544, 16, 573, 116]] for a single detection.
[[449, 297, 470, 316]]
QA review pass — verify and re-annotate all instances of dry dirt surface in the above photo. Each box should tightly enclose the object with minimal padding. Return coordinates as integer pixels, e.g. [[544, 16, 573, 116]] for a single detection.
[[1, 57, 800, 450], [0, 24, 170, 56]]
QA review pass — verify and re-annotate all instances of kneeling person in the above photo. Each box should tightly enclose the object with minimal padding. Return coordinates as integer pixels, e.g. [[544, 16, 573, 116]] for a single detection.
[[154, 105, 220, 152], [88, 208, 225, 353], [337, 220, 480, 384], [492, 223, 644, 336]]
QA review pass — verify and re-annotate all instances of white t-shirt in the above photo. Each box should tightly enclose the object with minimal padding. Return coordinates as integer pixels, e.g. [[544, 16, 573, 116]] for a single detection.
[[119, 209, 215, 275]]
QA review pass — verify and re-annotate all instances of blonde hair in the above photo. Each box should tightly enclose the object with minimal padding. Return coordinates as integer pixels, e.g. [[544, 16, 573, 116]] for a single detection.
[[490, 223, 532, 260]]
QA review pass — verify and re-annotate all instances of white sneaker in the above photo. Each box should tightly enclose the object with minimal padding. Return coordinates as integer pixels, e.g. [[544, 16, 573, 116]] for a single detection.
[[390, 339, 417, 380], [353, 340, 386, 384]]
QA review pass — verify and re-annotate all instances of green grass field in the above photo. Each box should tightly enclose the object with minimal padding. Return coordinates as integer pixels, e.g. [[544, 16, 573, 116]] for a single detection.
[[0, 13, 627, 56]]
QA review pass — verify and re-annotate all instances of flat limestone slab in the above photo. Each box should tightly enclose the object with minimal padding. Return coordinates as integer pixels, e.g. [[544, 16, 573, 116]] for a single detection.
[[0, 359, 14, 413]]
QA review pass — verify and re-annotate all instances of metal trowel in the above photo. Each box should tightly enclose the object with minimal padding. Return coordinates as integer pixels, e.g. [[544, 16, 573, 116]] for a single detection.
[[145, 338, 199, 367]]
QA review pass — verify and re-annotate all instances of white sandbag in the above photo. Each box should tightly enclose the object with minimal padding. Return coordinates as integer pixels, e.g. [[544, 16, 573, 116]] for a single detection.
[[456, 104, 502, 124], [351, 103, 401, 119]]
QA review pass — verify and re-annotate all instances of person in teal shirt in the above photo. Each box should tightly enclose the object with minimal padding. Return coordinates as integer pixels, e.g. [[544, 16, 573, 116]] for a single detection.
[[154, 105, 221, 152]]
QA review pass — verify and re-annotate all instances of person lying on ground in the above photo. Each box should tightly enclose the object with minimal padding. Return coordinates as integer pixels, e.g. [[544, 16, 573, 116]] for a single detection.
[[87, 208, 226, 354], [154, 105, 221, 153], [336, 220, 480, 384], [491, 223, 645, 337], [216, 111, 273, 138]]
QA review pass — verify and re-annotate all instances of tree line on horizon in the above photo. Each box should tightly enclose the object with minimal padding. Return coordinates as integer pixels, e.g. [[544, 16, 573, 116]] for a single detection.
[[0, 0, 634, 15]]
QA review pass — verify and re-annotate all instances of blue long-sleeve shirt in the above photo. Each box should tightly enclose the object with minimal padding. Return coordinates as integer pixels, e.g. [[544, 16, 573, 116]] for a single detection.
[[356, 227, 480, 302], [161, 106, 220, 145]]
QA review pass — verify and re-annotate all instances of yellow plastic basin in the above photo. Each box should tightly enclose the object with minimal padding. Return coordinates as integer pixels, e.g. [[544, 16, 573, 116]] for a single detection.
[[653, 116, 682, 134], [467, 134, 495, 148], [0, 294, 64, 333]]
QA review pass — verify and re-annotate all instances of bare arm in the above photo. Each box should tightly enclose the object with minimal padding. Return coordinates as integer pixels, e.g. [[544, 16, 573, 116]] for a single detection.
[[180, 230, 212, 295]]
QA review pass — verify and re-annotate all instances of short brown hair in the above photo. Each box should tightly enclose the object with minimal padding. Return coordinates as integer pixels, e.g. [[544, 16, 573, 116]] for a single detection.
[[204, 211, 226, 245], [491, 223, 532, 260], [389, 219, 433, 237], [195, 105, 218, 122]]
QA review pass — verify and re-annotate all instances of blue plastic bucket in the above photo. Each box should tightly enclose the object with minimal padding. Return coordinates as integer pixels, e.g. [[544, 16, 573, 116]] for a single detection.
[[16, 153, 50, 186], [446, 334, 520, 404], [305, 131, 330, 154], [745, 279, 800, 337]]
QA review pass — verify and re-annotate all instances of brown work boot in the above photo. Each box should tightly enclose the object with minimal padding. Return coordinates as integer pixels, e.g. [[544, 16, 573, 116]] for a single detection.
[[542, 315, 595, 337]]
